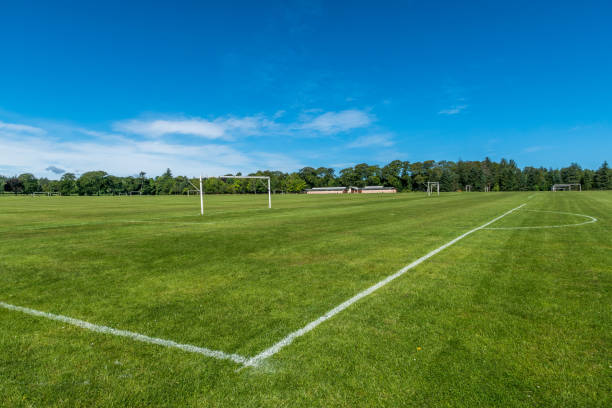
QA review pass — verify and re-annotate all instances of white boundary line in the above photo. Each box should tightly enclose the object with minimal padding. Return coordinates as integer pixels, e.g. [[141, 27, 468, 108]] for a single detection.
[[0, 301, 248, 365], [483, 209, 597, 230], [243, 203, 527, 366]]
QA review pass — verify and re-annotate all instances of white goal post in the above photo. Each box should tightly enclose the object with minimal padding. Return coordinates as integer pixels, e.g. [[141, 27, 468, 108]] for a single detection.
[[426, 181, 440, 196], [190, 175, 271, 215]]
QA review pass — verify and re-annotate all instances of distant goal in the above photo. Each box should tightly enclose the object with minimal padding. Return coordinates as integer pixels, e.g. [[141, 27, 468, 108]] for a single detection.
[[426, 182, 440, 196], [551, 183, 581, 191]]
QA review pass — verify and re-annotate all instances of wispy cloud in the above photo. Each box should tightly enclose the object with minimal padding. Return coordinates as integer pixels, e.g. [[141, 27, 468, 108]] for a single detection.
[[438, 105, 468, 115], [114, 109, 374, 140], [1, 107, 378, 177], [114, 118, 227, 139], [114, 115, 283, 140], [0, 119, 302, 177], [299, 109, 373, 134], [347, 133, 394, 148], [0, 121, 46, 135]]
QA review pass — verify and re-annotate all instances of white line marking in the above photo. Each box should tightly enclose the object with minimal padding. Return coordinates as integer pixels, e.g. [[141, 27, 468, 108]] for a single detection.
[[244, 203, 527, 366], [483, 209, 597, 230], [0, 301, 248, 365]]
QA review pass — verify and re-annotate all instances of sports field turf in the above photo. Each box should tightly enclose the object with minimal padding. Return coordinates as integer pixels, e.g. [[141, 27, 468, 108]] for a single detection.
[[1, 191, 610, 407]]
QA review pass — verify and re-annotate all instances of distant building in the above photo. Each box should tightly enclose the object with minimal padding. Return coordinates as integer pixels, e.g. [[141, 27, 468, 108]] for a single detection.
[[305, 186, 397, 194], [352, 186, 397, 194], [305, 187, 348, 194]]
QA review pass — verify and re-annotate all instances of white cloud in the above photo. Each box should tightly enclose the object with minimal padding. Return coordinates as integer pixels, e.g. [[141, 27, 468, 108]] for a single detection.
[[115, 118, 226, 139], [0, 121, 302, 177], [0, 121, 46, 135], [299, 109, 373, 134], [113, 109, 374, 140], [438, 105, 468, 115], [0, 107, 377, 177], [113, 115, 284, 140], [347, 134, 394, 148]]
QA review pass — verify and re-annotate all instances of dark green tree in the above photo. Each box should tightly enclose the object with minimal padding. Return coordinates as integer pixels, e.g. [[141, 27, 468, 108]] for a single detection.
[[77, 171, 107, 195], [595, 161, 610, 189]]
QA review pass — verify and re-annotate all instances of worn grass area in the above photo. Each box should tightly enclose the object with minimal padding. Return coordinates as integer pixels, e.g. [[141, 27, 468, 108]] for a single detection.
[[0, 192, 610, 407]]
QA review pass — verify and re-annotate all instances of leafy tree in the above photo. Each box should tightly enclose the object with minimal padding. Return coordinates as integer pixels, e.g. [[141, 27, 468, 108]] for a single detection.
[[339, 167, 358, 187], [582, 169, 594, 190], [381, 160, 403, 190], [595, 161, 610, 189], [315, 167, 336, 187], [410, 162, 426, 190], [439, 168, 457, 191], [139, 171, 147, 191], [2, 158, 609, 195], [77, 171, 107, 195], [283, 173, 307, 193], [298, 167, 318, 188], [4, 177, 24, 194], [400, 161, 412, 191], [155, 168, 175, 194], [560, 163, 583, 184], [18, 173, 39, 194]]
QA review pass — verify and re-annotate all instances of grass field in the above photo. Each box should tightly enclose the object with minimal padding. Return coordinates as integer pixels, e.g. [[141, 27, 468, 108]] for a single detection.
[[1, 191, 610, 407]]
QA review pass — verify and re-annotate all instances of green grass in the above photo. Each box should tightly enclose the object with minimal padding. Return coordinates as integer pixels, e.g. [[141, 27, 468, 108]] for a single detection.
[[0, 192, 610, 407]]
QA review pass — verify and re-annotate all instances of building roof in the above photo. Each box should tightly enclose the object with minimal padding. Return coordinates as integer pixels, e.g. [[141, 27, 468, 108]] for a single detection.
[[306, 187, 347, 191], [360, 186, 396, 190]]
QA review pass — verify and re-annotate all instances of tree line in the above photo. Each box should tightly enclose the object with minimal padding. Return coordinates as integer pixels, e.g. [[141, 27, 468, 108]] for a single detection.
[[1, 159, 610, 195]]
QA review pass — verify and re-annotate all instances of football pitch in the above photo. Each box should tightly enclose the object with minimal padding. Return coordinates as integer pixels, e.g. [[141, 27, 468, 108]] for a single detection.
[[1, 192, 610, 407]]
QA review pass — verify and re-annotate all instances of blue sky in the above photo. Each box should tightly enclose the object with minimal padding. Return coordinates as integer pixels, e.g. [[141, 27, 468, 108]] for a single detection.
[[1, 0, 610, 178]]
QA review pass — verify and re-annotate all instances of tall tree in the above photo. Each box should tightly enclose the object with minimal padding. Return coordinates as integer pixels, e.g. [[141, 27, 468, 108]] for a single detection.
[[4, 177, 24, 194], [60, 173, 77, 195], [595, 161, 610, 189], [18, 173, 39, 194], [77, 171, 107, 195]]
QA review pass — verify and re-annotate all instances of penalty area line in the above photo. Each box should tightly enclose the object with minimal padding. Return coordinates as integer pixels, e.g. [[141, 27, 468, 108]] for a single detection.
[[244, 202, 527, 367], [0, 301, 249, 365]]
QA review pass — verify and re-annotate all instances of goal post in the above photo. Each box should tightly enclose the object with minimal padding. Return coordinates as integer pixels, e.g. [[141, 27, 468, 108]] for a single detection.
[[191, 175, 272, 215], [426, 181, 440, 196]]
